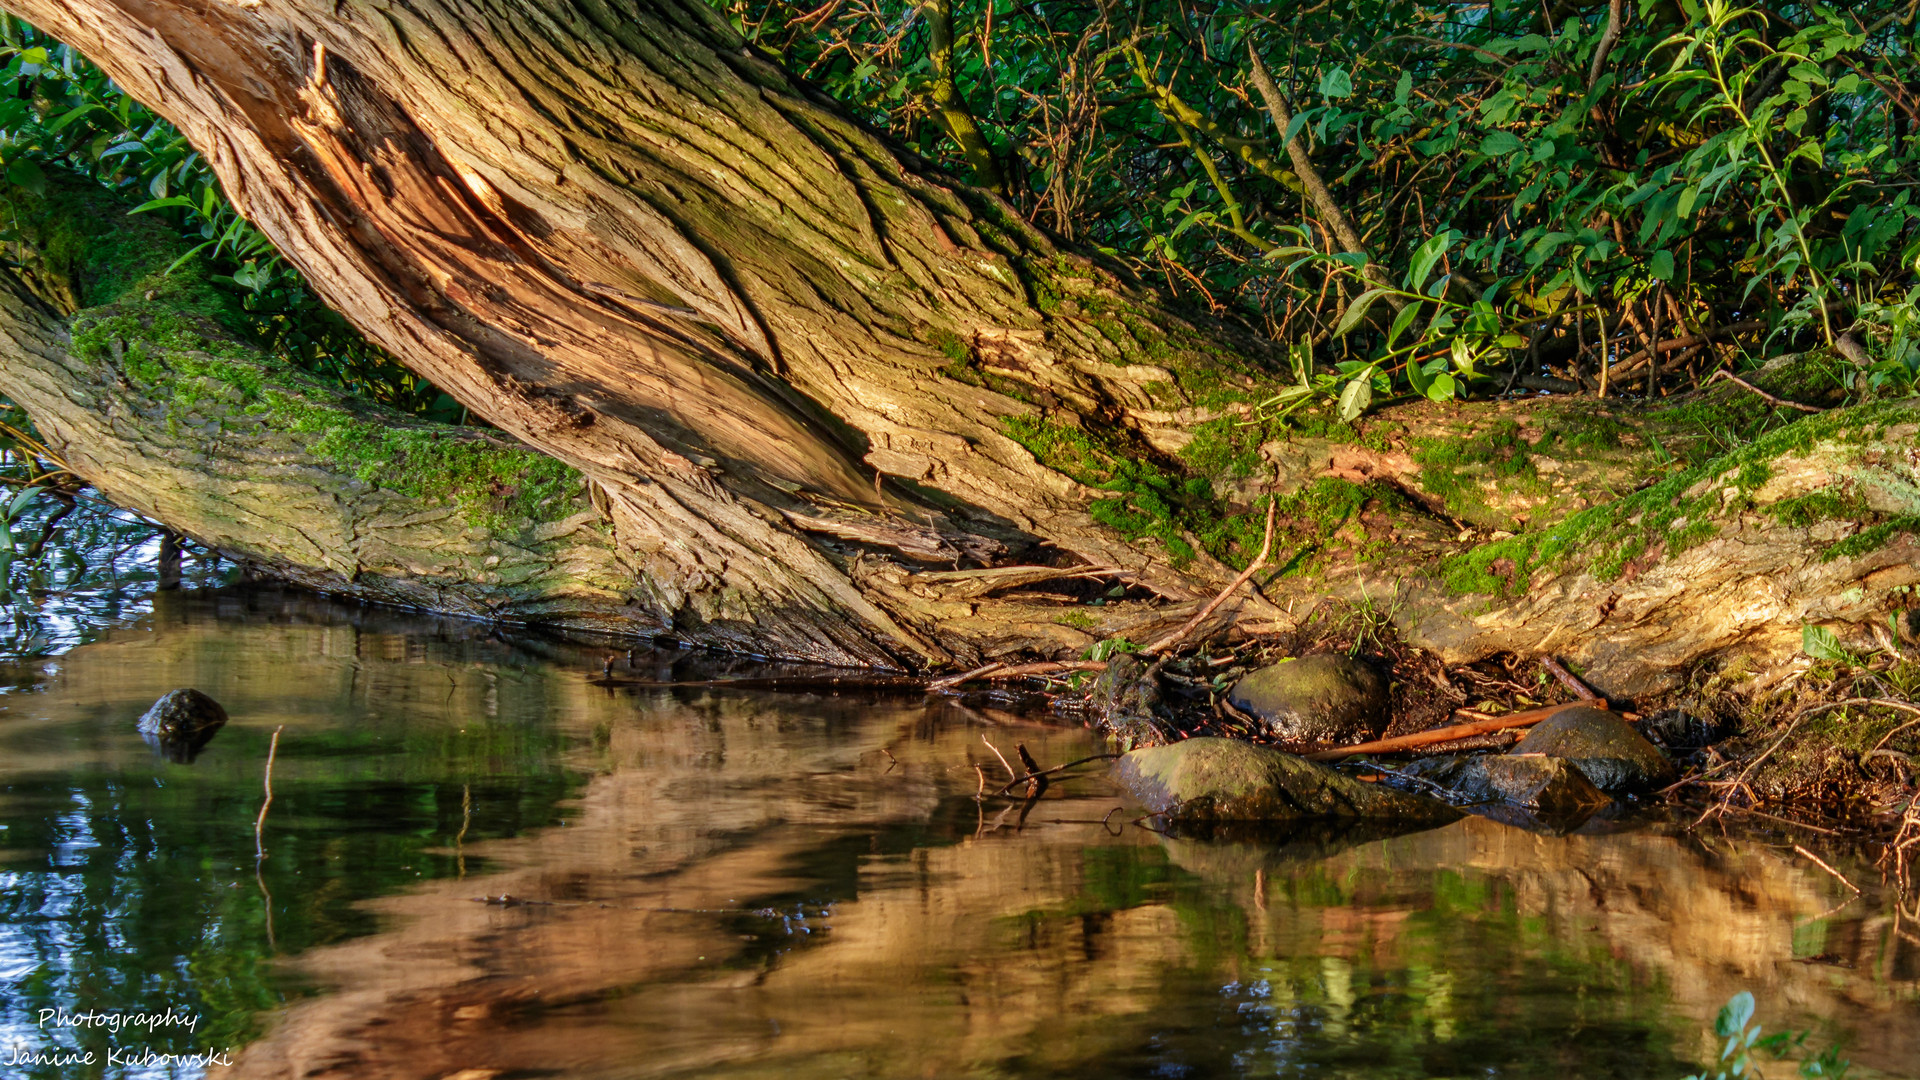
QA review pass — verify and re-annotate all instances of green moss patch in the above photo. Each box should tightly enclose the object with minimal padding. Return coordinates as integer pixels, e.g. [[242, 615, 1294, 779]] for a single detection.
[[1412, 418, 1548, 525], [72, 303, 581, 531], [1439, 399, 1920, 595]]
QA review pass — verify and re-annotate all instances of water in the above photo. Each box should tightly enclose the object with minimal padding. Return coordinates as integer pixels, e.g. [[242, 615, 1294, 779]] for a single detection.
[[0, 584, 1914, 1079]]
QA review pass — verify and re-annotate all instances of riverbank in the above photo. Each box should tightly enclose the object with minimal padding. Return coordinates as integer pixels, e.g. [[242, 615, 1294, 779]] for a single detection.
[[924, 602, 1920, 897]]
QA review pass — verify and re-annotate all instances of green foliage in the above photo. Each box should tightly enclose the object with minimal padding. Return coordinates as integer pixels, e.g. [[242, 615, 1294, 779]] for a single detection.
[[1684, 990, 1849, 1079], [728, 0, 1920, 412], [1800, 624, 1857, 665], [0, 17, 457, 418]]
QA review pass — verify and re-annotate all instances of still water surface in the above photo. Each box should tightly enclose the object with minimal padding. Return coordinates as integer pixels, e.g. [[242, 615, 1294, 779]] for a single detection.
[[0, 586, 1914, 1079]]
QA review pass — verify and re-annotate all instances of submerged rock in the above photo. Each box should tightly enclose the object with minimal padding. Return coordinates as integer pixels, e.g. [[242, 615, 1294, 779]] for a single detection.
[[1508, 706, 1675, 794], [1402, 753, 1611, 819], [1226, 654, 1389, 745], [1114, 737, 1459, 825], [136, 688, 228, 763]]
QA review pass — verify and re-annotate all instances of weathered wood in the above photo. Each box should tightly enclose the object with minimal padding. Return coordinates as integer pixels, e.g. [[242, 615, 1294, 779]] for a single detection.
[[0, 1, 1913, 690]]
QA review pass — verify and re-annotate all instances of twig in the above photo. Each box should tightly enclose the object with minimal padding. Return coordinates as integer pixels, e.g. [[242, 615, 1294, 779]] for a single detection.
[[1793, 844, 1863, 894], [1541, 657, 1602, 702], [992, 752, 1123, 796], [927, 659, 1110, 691], [1708, 369, 1823, 413], [1587, 0, 1626, 89], [1305, 701, 1587, 761], [981, 735, 1016, 780], [1865, 705, 1920, 755], [254, 725, 284, 861], [1015, 743, 1049, 800], [1143, 496, 1277, 656], [1248, 41, 1402, 309], [1723, 804, 1843, 836], [1696, 705, 1818, 826], [927, 661, 1006, 692], [1608, 319, 1766, 374]]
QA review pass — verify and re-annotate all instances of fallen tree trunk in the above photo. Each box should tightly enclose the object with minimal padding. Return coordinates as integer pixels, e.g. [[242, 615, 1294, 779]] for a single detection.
[[0, 173, 1250, 658], [0, 0, 1912, 690]]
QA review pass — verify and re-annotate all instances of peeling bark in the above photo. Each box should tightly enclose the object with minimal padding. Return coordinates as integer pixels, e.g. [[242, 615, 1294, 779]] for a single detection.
[[0, 0, 1226, 635]]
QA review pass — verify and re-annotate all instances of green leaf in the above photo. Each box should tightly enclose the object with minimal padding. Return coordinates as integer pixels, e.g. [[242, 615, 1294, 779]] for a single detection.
[[1425, 371, 1457, 402], [47, 103, 101, 132], [1715, 992, 1756, 1040], [1650, 250, 1676, 280], [19, 46, 47, 65], [129, 195, 197, 215], [1405, 354, 1433, 395], [1336, 373, 1372, 421], [5, 156, 45, 197], [1318, 67, 1353, 100], [1801, 625, 1850, 663], [1394, 71, 1412, 107], [1386, 300, 1422, 346], [1407, 233, 1453, 294], [1334, 288, 1392, 336], [1478, 131, 1523, 156], [4, 482, 39, 520]]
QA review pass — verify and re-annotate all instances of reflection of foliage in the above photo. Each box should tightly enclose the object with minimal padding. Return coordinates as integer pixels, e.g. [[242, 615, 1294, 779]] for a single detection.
[[1686, 991, 1850, 1079], [0, 399, 205, 658], [0, 681, 583, 1076]]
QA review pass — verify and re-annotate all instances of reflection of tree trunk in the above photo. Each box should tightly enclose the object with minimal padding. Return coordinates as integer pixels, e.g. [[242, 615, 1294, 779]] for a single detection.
[[0, 1, 1914, 685]]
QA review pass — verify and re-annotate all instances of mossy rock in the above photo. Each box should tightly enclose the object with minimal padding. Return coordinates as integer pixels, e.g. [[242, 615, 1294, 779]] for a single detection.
[[1226, 654, 1389, 745], [1508, 706, 1676, 794], [1402, 753, 1611, 820], [1113, 737, 1460, 824]]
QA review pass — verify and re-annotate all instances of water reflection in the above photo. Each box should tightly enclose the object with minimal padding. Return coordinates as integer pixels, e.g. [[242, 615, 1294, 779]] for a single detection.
[[0, 587, 1911, 1079]]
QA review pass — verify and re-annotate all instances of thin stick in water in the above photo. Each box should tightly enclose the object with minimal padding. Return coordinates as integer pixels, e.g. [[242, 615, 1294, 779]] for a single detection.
[[1794, 844, 1862, 894], [254, 725, 284, 861]]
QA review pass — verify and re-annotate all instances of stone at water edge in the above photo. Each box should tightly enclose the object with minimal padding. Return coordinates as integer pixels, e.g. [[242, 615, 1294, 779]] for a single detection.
[[1508, 705, 1676, 794], [1087, 653, 1166, 749], [1401, 754, 1612, 818], [136, 687, 229, 737], [1113, 737, 1460, 824], [1226, 654, 1389, 745]]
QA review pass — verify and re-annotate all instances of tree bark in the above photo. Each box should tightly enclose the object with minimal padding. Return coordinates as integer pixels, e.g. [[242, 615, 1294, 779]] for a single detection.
[[0, 0, 1278, 667], [0, 0, 1913, 692]]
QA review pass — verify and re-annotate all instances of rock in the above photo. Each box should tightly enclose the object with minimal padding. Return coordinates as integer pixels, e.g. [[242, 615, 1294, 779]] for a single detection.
[[1402, 754, 1611, 819], [1226, 654, 1389, 745], [1158, 819, 1456, 879], [1113, 737, 1459, 825], [1507, 705, 1676, 794], [136, 688, 228, 763], [1088, 653, 1166, 749]]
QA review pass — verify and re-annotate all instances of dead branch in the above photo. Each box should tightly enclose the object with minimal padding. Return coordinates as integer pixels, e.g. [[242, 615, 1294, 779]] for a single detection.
[[1708, 369, 1824, 413], [991, 752, 1124, 797], [1143, 496, 1277, 655], [981, 735, 1016, 779], [1541, 656, 1603, 702], [1793, 844, 1863, 893], [1305, 701, 1589, 761]]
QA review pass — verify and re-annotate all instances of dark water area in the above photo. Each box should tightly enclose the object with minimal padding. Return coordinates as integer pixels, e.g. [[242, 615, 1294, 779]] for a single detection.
[[0, 584, 1914, 1079]]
